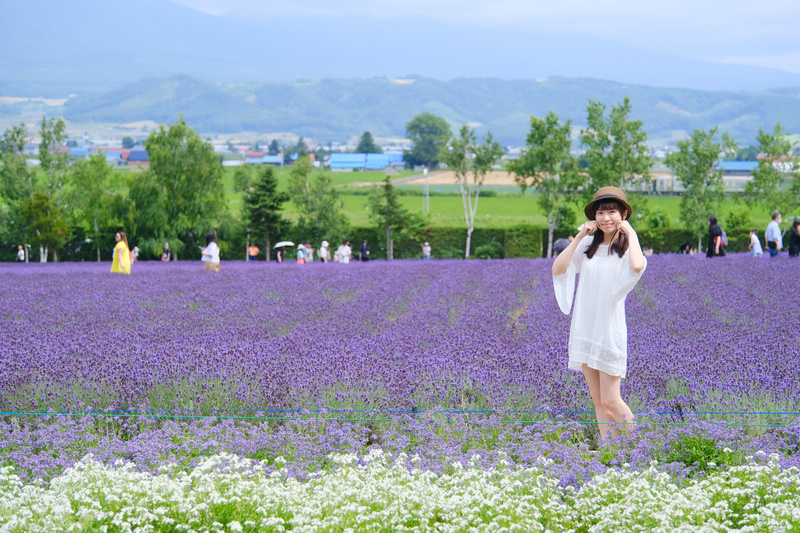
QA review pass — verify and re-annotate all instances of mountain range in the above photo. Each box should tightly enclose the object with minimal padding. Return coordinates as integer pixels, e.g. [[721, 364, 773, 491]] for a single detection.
[[41, 74, 799, 146]]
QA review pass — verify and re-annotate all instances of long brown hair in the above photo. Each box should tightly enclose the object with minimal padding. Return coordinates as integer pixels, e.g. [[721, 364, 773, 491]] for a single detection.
[[585, 200, 629, 259], [118, 231, 129, 250]]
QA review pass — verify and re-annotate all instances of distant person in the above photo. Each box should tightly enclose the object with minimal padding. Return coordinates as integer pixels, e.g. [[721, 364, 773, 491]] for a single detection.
[[248, 244, 260, 261], [110, 231, 131, 275], [553, 235, 574, 256], [336, 239, 352, 264], [678, 242, 692, 254], [15, 245, 25, 262], [162, 242, 171, 262], [296, 244, 306, 264], [131, 246, 139, 262], [789, 219, 800, 258], [201, 231, 221, 271], [275, 246, 285, 263], [318, 240, 331, 263], [643, 247, 654, 257], [765, 211, 782, 258], [359, 240, 370, 261], [303, 241, 314, 263], [706, 216, 725, 258], [422, 242, 431, 260], [748, 229, 763, 258]]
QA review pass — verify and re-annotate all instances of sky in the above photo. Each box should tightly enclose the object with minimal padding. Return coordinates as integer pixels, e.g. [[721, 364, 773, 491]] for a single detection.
[[170, 0, 800, 73]]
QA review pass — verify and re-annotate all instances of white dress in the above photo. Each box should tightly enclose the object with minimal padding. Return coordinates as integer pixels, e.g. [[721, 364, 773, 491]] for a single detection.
[[553, 240, 646, 378]]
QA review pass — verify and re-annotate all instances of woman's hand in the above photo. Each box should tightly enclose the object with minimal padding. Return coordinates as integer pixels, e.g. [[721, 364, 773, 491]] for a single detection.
[[579, 221, 597, 237], [616, 220, 636, 236]]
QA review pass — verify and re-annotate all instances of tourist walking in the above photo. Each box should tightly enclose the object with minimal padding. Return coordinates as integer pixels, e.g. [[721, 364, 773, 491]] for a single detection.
[[318, 241, 331, 263], [335, 240, 352, 264], [359, 240, 370, 262], [789, 218, 800, 258], [248, 244, 260, 261], [110, 231, 131, 275], [296, 244, 306, 264], [706, 216, 726, 258], [552, 187, 646, 440], [749, 229, 763, 258], [162, 242, 171, 262], [303, 241, 315, 263], [422, 242, 431, 260], [15, 245, 25, 263], [765, 212, 782, 257], [201, 231, 221, 271]]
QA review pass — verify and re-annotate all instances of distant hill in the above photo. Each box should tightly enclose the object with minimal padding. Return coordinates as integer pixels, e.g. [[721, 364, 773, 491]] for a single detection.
[[58, 75, 800, 146], [4, 0, 800, 93]]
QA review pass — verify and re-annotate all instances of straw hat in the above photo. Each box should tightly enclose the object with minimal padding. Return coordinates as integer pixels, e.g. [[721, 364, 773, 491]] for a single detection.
[[584, 186, 632, 220]]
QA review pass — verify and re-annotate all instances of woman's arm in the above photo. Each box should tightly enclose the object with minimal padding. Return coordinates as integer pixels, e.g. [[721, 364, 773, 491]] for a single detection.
[[617, 221, 646, 273], [552, 223, 595, 275], [714, 235, 720, 254]]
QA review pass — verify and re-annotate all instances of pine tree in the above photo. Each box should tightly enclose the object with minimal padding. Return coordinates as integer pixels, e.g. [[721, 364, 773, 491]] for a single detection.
[[244, 165, 289, 258]]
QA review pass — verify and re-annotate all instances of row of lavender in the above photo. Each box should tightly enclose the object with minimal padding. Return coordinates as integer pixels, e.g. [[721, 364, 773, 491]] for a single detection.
[[1, 255, 799, 484]]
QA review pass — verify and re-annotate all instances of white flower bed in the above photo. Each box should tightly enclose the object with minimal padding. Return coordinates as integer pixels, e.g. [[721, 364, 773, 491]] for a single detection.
[[1, 450, 799, 532]]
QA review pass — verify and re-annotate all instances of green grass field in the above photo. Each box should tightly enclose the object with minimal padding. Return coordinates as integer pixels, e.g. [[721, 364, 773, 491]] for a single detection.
[[221, 167, 777, 229]]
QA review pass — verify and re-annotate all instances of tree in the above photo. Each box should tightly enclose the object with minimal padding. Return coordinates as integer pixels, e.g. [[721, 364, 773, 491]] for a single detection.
[[666, 127, 737, 251], [404, 113, 451, 168], [443, 126, 504, 258], [244, 165, 289, 259], [287, 156, 349, 243], [744, 123, 796, 216], [233, 165, 252, 193], [580, 97, 651, 197], [122, 137, 135, 149], [368, 177, 412, 260], [69, 154, 117, 262], [267, 139, 280, 156], [38, 116, 69, 204], [22, 192, 68, 262], [508, 111, 583, 258], [142, 116, 226, 259], [0, 124, 32, 203], [356, 131, 383, 154]]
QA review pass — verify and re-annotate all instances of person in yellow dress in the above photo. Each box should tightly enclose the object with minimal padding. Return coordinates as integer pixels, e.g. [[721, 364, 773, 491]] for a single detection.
[[110, 231, 131, 275]]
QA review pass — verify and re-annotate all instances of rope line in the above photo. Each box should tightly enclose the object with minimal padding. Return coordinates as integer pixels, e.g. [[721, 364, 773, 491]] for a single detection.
[[0, 411, 796, 428]]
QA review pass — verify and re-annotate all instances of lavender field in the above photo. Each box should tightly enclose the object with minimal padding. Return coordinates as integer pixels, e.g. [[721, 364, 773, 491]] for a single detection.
[[2, 255, 800, 530]]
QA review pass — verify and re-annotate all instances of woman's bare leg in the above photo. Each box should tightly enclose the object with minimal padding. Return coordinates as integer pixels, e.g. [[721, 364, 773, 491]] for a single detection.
[[581, 364, 616, 441], [598, 371, 635, 435]]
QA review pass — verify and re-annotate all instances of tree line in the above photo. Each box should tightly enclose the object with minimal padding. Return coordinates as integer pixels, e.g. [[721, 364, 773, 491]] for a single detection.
[[2, 100, 799, 262]]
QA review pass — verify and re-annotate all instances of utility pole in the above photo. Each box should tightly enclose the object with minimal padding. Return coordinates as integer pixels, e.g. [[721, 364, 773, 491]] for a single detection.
[[423, 167, 429, 214]]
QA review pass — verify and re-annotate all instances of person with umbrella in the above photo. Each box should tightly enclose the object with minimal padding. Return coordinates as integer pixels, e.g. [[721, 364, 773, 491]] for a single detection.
[[273, 240, 294, 263]]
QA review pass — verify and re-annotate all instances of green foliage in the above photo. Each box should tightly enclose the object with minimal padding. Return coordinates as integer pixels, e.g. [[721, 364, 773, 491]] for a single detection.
[[504, 225, 543, 258], [507, 111, 582, 257], [141, 115, 227, 259], [644, 208, 671, 230], [726, 145, 759, 161], [21, 192, 69, 260], [404, 112, 451, 168], [368, 177, 414, 259], [0, 123, 32, 203], [232, 165, 251, 193], [243, 165, 289, 254], [267, 139, 280, 156], [580, 97, 651, 195], [744, 123, 796, 216], [666, 127, 737, 246], [67, 154, 119, 262], [287, 156, 350, 244], [38, 116, 69, 200], [122, 136, 135, 149], [355, 131, 383, 154]]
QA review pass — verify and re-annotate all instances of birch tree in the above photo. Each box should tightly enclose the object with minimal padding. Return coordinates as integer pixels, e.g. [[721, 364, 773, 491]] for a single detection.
[[508, 111, 582, 258], [443, 126, 504, 258], [744, 123, 796, 216]]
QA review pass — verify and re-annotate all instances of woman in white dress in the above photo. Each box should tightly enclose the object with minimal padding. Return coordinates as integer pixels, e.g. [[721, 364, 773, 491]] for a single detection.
[[552, 187, 646, 440]]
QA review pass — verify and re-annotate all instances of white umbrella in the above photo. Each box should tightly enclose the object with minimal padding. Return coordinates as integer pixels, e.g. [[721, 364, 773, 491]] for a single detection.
[[273, 241, 294, 248]]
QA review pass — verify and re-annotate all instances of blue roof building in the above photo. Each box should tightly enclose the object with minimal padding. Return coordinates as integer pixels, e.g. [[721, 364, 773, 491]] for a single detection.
[[330, 153, 403, 170], [128, 146, 149, 162], [717, 161, 758, 172], [68, 147, 89, 159]]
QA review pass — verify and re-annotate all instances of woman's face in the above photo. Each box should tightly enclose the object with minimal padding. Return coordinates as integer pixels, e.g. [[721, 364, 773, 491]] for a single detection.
[[595, 207, 624, 235], [115, 232, 121, 242]]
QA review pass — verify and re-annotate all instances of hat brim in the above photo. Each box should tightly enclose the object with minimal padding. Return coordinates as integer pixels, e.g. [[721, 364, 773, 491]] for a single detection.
[[584, 195, 632, 221]]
